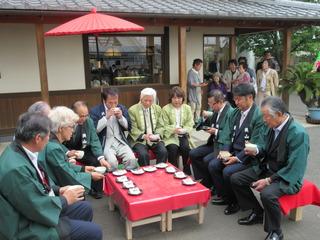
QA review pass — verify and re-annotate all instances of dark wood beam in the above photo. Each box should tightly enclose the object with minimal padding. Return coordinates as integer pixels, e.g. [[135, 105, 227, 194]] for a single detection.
[[35, 23, 49, 103], [178, 26, 187, 97]]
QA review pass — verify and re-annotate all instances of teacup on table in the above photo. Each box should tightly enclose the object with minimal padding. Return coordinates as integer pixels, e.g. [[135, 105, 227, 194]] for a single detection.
[[245, 143, 258, 152]]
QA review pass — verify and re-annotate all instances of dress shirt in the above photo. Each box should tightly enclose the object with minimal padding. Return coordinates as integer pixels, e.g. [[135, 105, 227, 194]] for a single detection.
[[239, 105, 252, 128], [23, 146, 55, 196], [175, 107, 181, 128], [273, 114, 289, 141]]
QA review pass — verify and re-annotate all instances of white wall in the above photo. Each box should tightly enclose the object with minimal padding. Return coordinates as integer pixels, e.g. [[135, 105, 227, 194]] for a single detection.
[[0, 24, 40, 93], [45, 25, 85, 91], [0, 24, 233, 93]]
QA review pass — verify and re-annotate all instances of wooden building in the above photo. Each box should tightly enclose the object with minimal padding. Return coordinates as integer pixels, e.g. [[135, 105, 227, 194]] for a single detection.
[[1, 0, 320, 136]]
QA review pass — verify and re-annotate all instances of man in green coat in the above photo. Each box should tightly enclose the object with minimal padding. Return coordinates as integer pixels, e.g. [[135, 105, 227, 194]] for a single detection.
[[128, 87, 168, 166], [231, 96, 309, 240], [0, 112, 102, 240], [64, 101, 110, 198]]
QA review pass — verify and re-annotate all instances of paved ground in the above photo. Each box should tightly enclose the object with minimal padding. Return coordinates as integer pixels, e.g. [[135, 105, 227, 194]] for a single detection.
[[1, 94, 320, 240]]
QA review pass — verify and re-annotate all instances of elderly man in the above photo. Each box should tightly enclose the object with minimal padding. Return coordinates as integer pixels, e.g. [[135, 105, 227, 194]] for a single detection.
[[187, 58, 207, 123], [208, 84, 264, 212], [64, 101, 110, 199], [128, 88, 168, 166], [28, 100, 51, 116], [231, 97, 309, 240], [0, 112, 102, 240], [90, 87, 137, 170], [190, 90, 233, 188]]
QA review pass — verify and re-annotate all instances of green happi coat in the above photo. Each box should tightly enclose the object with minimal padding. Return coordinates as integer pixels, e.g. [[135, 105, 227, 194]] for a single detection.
[[253, 118, 309, 194], [0, 142, 62, 239], [162, 103, 194, 147], [128, 103, 165, 146], [39, 134, 91, 189]]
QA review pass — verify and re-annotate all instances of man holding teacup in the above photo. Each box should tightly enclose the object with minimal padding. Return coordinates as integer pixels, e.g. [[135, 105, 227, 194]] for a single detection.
[[128, 88, 168, 166], [208, 84, 265, 214], [190, 90, 233, 189], [0, 112, 102, 240], [64, 101, 110, 199], [231, 97, 309, 240], [90, 87, 137, 171]]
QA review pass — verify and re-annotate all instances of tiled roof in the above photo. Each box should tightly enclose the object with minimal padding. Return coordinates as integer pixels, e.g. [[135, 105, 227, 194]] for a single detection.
[[0, 0, 320, 20]]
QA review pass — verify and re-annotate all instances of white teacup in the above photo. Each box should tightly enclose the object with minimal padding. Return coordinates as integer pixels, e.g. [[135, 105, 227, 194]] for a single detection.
[[178, 128, 187, 135], [219, 151, 231, 159], [75, 150, 84, 159], [149, 134, 160, 142], [245, 143, 258, 152], [94, 166, 107, 174], [68, 185, 84, 191], [113, 107, 120, 113]]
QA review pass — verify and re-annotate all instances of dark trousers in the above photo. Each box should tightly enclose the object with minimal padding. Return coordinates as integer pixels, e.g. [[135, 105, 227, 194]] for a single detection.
[[77, 148, 103, 194], [208, 157, 247, 202], [227, 92, 236, 108], [189, 144, 216, 188], [166, 136, 191, 174], [231, 167, 285, 233], [58, 201, 102, 240], [133, 142, 168, 166]]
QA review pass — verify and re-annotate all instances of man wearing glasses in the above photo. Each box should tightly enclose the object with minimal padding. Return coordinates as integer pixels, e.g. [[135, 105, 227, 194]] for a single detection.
[[64, 101, 110, 199]]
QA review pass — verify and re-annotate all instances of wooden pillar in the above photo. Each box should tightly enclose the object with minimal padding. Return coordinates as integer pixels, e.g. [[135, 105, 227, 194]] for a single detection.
[[178, 26, 187, 96], [230, 35, 237, 59], [282, 28, 292, 107], [35, 23, 49, 103]]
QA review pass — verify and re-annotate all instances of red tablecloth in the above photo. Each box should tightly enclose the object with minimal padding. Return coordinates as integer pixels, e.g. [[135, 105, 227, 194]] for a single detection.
[[279, 180, 320, 215], [104, 165, 210, 221]]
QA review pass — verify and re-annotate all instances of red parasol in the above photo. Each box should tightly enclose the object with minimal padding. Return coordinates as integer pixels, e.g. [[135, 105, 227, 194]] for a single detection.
[[45, 8, 144, 36], [45, 8, 144, 83]]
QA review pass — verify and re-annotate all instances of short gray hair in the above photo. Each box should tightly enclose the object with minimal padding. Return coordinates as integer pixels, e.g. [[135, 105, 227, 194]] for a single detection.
[[15, 112, 51, 142], [261, 96, 288, 118], [28, 101, 51, 116], [208, 90, 225, 103], [49, 106, 79, 133]]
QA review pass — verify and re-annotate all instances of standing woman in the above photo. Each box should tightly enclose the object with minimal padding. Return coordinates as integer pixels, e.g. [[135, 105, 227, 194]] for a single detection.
[[234, 62, 251, 88], [256, 59, 279, 106], [162, 87, 194, 174]]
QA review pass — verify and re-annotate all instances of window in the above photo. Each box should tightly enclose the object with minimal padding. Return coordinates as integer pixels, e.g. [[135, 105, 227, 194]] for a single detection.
[[203, 36, 230, 81], [87, 35, 164, 88]]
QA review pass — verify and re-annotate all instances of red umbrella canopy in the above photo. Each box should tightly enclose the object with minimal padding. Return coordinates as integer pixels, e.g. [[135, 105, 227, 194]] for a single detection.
[[45, 8, 144, 36]]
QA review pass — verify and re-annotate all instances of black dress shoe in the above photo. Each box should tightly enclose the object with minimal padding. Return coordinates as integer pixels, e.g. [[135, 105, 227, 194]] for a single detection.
[[238, 211, 263, 225], [265, 231, 283, 240], [224, 203, 240, 215]]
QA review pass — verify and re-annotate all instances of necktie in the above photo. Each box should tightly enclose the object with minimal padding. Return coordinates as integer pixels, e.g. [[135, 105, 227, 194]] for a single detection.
[[144, 109, 153, 135], [274, 128, 280, 141], [239, 112, 246, 128]]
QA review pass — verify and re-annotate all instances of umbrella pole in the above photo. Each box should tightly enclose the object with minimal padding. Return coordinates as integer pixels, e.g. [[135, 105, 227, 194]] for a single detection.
[[95, 35, 102, 84]]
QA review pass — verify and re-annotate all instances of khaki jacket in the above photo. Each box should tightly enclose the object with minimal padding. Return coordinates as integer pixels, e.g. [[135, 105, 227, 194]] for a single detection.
[[256, 69, 279, 96]]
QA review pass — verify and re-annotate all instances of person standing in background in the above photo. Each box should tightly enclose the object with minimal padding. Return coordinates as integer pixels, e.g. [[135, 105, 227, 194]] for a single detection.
[[187, 58, 208, 124]]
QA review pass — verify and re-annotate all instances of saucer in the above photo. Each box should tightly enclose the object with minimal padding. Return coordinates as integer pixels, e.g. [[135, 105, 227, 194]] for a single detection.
[[155, 163, 168, 169], [116, 176, 129, 183], [128, 187, 143, 196], [182, 178, 196, 186], [131, 168, 145, 175], [165, 166, 176, 173], [174, 171, 187, 179], [143, 166, 157, 172], [122, 180, 135, 189], [112, 169, 127, 176]]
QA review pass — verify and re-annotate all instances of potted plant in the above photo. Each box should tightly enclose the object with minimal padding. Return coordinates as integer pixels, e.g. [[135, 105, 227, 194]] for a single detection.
[[280, 62, 320, 123]]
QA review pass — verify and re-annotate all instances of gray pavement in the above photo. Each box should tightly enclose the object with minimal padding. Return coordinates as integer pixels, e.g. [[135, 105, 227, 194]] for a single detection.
[[0, 94, 319, 240]]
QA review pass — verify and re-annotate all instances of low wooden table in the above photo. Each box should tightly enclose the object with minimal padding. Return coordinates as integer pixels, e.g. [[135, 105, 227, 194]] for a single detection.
[[104, 164, 210, 239]]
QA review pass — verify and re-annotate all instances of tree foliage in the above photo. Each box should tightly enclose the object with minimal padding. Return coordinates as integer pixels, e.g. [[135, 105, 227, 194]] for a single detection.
[[237, 0, 320, 67]]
